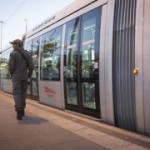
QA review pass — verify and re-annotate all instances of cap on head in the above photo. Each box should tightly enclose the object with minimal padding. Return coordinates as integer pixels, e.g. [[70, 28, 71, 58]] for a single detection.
[[10, 39, 23, 45]]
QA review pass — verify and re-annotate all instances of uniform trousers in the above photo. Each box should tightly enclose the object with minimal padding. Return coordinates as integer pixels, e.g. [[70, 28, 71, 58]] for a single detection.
[[12, 80, 28, 111]]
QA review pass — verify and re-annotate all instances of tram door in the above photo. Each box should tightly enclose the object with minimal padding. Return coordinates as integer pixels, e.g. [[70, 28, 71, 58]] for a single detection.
[[64, 8, 101, 117]]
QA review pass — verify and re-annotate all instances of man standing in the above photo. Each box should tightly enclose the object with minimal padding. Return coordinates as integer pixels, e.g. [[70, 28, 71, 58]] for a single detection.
[[8, 39, 33, 120]]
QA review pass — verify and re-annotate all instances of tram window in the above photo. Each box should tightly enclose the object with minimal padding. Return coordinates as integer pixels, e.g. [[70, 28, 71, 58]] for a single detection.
[[25, 40, 33, 52], [32, 38, 40, 79], [0, 48, 12, 79], [64, 18, 79, 78], [41, 26, 62, 80], [65, 18, 79, 46], [81, 9, 98, 79], [24, 40, 33, 95]]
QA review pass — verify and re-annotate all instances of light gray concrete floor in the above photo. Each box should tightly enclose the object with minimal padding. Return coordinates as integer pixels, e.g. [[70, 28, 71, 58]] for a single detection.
[[0, 91, 150, 150]]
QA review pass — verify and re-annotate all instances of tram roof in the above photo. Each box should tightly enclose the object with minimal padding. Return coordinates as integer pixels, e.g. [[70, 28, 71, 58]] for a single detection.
[[26, 0, 102, 38]]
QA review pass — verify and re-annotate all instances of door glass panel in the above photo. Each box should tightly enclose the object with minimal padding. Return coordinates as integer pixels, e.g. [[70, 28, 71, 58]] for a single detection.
[[32, 37, 40, 97], [81, 10, 97, 79], [82, 83, 96, 109], [64, 18, 79, 106], [25, 40, 33, 95], [80, 9, 99, 109], [81, 44, 95, 78], [64, 18, 79, 79], [32, 38, 39, 79], [66, 82, 78, 105], [64, 48, 77, 78]]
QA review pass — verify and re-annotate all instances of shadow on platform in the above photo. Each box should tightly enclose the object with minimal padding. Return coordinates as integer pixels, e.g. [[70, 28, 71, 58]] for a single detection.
[[19, 115, 49, 125]]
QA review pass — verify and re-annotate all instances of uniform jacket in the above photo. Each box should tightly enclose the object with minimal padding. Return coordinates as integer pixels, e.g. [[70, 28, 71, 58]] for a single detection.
[[8, 48, 33, 81]]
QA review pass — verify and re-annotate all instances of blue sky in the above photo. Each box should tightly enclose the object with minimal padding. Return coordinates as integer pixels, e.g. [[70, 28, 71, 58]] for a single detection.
[[0, 0, 74, 49]]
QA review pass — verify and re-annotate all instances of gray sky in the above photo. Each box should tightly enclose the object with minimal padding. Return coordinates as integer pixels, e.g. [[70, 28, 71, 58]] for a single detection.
[[0, 0, 74, 49]]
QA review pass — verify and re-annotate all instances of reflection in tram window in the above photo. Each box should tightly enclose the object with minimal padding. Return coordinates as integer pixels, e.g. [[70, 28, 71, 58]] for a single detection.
[[42, 60, 59, 80], [83, 22, 96, 42], [66, 82, 78, 105], [64, 48, 77, 78], [64, 18, 79, 79], [25, 40, 33, 52], [66, 18, 79, 46], [41, 26, 62, 80], [32, 38, 40, 79], [0, 48, 12, 79], [81, 44, 95, 78], [82, 83, 96, 109], [81, 11, 97, 79], [24, 40, 33, 95], [80, 8, 100, 111]]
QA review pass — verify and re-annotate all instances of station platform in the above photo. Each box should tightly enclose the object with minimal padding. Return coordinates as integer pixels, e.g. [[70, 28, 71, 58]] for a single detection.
[[0, 91, 150, 150]]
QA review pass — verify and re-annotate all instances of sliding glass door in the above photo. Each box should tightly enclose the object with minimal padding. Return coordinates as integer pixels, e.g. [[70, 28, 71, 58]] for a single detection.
[[64, 7, 101, 117]]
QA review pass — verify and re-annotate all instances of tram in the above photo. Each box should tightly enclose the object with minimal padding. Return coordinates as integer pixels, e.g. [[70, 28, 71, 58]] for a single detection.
[[1, 0, 150, 136]]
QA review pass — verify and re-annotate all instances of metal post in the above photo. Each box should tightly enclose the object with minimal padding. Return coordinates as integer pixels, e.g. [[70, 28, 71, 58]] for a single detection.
[[24, 19, 28, 34]]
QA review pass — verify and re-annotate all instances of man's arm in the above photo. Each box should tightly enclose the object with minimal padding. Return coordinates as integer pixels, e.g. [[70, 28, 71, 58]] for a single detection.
[[8, 53, 15, 76]]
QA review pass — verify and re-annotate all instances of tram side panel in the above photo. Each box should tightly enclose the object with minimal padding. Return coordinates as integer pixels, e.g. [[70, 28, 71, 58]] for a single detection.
[[39, 81, 63, 109], [143, 0, 150, 136]]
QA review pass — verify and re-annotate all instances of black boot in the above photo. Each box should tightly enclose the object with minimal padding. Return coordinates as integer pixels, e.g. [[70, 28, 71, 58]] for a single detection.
[[21, 109, 25, 117], [16, 110, 22, 120]]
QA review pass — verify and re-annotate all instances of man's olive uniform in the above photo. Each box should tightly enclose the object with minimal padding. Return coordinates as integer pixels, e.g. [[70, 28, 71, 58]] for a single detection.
[[8, 39, 33, 120]]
